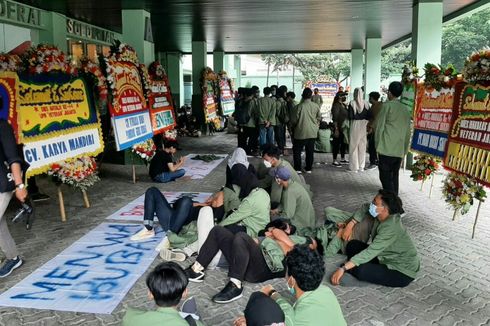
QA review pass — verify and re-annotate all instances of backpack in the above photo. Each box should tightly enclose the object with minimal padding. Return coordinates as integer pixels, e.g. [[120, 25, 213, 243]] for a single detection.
[[234, 101, 250, 125]]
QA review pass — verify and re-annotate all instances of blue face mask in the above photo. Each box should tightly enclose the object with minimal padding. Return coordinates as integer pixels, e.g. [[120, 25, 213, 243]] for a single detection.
[[287, 277, 296, 296], [369, 203, 379, 218]]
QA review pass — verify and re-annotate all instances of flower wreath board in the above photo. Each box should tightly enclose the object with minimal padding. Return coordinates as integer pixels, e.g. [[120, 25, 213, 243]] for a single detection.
[[104, 46, 153, 151], [218, 72, 235, 116], [202, 67, 218, 122], [147, 62, 176, 135]]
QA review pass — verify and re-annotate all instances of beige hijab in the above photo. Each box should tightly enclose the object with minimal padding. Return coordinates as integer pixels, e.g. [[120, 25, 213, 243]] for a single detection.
[[350, 88, 366, 114]]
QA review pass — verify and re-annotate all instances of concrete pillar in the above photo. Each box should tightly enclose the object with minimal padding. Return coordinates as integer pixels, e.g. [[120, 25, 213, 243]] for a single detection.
[[122, 10, 155, 65], [412, 0, 443, 66], [166, 52, 184, 109], [234, 55, 242, 88], [213, 51, 225, 73], [350, 49, 364, 91], [39, 12, 67, 53], [364, 38, 382, 97], [191, 41, 207, 123]]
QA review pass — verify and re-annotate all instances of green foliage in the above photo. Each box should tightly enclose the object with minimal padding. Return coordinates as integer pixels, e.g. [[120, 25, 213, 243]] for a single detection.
[[381, 40, 412, 80]]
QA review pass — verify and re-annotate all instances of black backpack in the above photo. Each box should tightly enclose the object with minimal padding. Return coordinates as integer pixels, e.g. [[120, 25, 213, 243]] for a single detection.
[[234, 101, 250, 125]]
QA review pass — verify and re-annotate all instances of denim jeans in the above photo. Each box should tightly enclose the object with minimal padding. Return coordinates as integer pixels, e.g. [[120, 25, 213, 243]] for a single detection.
[[143, 187, 194, 233], [259, 126, 274, 148], [154, 169, 186, 183]]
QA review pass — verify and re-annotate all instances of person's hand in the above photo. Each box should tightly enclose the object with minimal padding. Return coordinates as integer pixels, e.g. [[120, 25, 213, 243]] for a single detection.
[[253, 238, 259, 244], [335, 228, 344, 239], [336, 222, 346, 229], [15, 188, 27, 202], [261, 284, 274, 296], [341, 221, 355, 241], [270, 208, 279, 215], [331, 268, 345, 285], [265, 231, 273, 238], [234, 316, 247, 326]]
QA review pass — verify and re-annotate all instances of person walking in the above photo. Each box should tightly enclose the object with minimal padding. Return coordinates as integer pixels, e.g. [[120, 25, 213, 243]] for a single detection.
[[0, 119, 27, 278], [375, 82, 412, 195], [347, 87, 370, 172], [290, 88, 321, 174]]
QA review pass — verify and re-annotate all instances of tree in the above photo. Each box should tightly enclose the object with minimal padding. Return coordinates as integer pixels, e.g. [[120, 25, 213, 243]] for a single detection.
[[381, 40, 412, 80]]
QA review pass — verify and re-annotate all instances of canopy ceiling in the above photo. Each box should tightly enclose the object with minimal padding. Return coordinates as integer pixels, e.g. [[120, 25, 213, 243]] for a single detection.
[[17, 0, 484, 53]]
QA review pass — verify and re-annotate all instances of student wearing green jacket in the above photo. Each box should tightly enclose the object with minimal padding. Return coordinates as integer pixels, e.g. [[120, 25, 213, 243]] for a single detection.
[[291, 88, 322, 173], [331, 189, 420, 287], [275, 87, 289, 153], [122, 262, 205, 326], [261, 245, 346, 326], [257, 87, 277, 148], [375, 81, 412, 194], [271, 167, 316, 234]]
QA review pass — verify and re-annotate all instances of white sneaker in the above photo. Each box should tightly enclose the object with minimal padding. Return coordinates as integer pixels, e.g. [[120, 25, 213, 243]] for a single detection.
[[130, 227, 155, 241], [155, 237, 171, 252], [160, 248, 186, 262]]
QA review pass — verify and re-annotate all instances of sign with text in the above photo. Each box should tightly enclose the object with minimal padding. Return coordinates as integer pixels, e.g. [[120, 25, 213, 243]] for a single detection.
[[400, 82, 417, 115], [0, 223, 164, 314], [0, 72, 19, 140], [0, 0, 41, 27], [444, 82, 490, 187], [66, 18, 116, 44], [411, 85, 455, 158], [218, 77, 235, 116], [149, 80, 175, 134], [308, 81, 338, 120], [112, 111, 153, 150], [203, 80, 217, 122]]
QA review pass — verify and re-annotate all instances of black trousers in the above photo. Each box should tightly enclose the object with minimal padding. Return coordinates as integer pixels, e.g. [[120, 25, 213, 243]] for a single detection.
[[274, 124, 286, 151], [368, 132, 377, 165], [293, 138, 315, 171], [378, 155, 402, 195], [331, 132, 347, 160], [238, 126, 258, 154], [197, 226, 283, 282], [346, 240, 413, 288]]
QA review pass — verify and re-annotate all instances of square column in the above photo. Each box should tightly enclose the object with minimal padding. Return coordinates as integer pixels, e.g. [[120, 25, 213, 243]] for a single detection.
[[213, 51, 225, 73], [122, 10, 155, 65], [192, 41, 207, 123], [364, 38, 382, 97], [166, 52, 184, 109], [350, 49, 364, 91], [234, 55, 241, 88], [412, 0, 443, 66], [39, 12, 67, 53]]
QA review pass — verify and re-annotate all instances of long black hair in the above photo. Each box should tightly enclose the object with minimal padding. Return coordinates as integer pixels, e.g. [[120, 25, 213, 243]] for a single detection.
[[229, 164, 259, 199]]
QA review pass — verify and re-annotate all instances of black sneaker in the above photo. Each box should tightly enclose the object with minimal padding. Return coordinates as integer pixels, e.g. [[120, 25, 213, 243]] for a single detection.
[[340, 159, 349, 165], [0, 256, 23, 278], [332, 161, 341, 167], [212, 281, 243, 304], [185, 267, 205, 283], [31, 193, 50, 202]]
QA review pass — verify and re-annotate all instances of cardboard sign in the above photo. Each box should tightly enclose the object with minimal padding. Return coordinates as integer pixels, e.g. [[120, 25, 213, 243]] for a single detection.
[[411, 84, 455, 158], [444, 82, 490, 187]]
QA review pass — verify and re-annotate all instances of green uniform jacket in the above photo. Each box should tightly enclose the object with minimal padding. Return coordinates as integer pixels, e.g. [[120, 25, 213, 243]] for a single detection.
[[276, 97, 289, 125], [122, 307, 205, 326], [291, 99, 321, 140], [279, 180, 316, 232], [261, 235, 307, 272], [375, 99, 411, 158], [311, 94, 323, 106], [257, 96, 277, 126], [223, 184, 241, 213], [270, 159, 312, 204], [219, 188, 270, 237], [242, 99, 258, 128], [351, 214, 420, 279], [314, 129, 332, 153], [275, 285, 346, 326]]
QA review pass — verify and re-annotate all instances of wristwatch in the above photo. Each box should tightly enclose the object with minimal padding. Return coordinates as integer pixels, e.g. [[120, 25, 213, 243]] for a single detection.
[[15, 183, 25, 190], [268, 289, 277, 297], [339, 264, 347, 272]]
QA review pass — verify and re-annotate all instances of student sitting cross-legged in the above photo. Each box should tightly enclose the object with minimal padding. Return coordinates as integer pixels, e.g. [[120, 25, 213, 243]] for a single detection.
[[122, 261, 204, 326]]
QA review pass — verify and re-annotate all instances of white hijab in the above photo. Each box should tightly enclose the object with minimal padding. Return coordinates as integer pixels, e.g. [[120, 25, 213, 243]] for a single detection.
[[228, 147, 249, 169], [350, 88, 365, 114]]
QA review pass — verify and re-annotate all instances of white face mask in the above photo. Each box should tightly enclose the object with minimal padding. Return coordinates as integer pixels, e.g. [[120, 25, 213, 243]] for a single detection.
[[263, 160, 272, 168]]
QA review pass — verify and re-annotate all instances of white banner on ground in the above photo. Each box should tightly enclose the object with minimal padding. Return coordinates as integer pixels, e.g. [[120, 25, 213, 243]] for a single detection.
[[0, 223, 164, 314], [182, 154, 227, 179], [106, 191, 213, 222]]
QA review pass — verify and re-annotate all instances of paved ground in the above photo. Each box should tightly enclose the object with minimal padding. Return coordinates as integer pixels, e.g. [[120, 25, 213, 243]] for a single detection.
[[0, 132, 489, 326]]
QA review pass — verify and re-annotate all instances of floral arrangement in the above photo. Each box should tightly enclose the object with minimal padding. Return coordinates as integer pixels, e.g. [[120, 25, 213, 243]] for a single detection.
[[410, 155, 440, 182], [164, 129, 177, 141], [138, 63, 151, 98], [201, 66, 217, 81], [80, 58, 108, 103], [0, 53, 22, 72], [402, 62, 419, 85], [442, 172, 487, 215], [148, 61, 166, 81], [23, 44, 77, 75], [131, 138, 156, 162], [48, 156, 100, 191], [463, 47, 490, 82], [423, 63, 461, 91], [107, 40, 139, 64]]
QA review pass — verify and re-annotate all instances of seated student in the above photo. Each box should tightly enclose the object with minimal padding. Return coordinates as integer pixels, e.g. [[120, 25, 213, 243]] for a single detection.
[[331, 190, 420, 288], [186, 223, 321, 304], [122, 262, 205, 326], [270, 167, 316, 234], [233, 291, 286, 326], [262, 245, 347, 326], [261, 145, 311, 204], [314, 120, 332, 153], [226, 147, 256, 186], [149, 138, 186, 183]]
